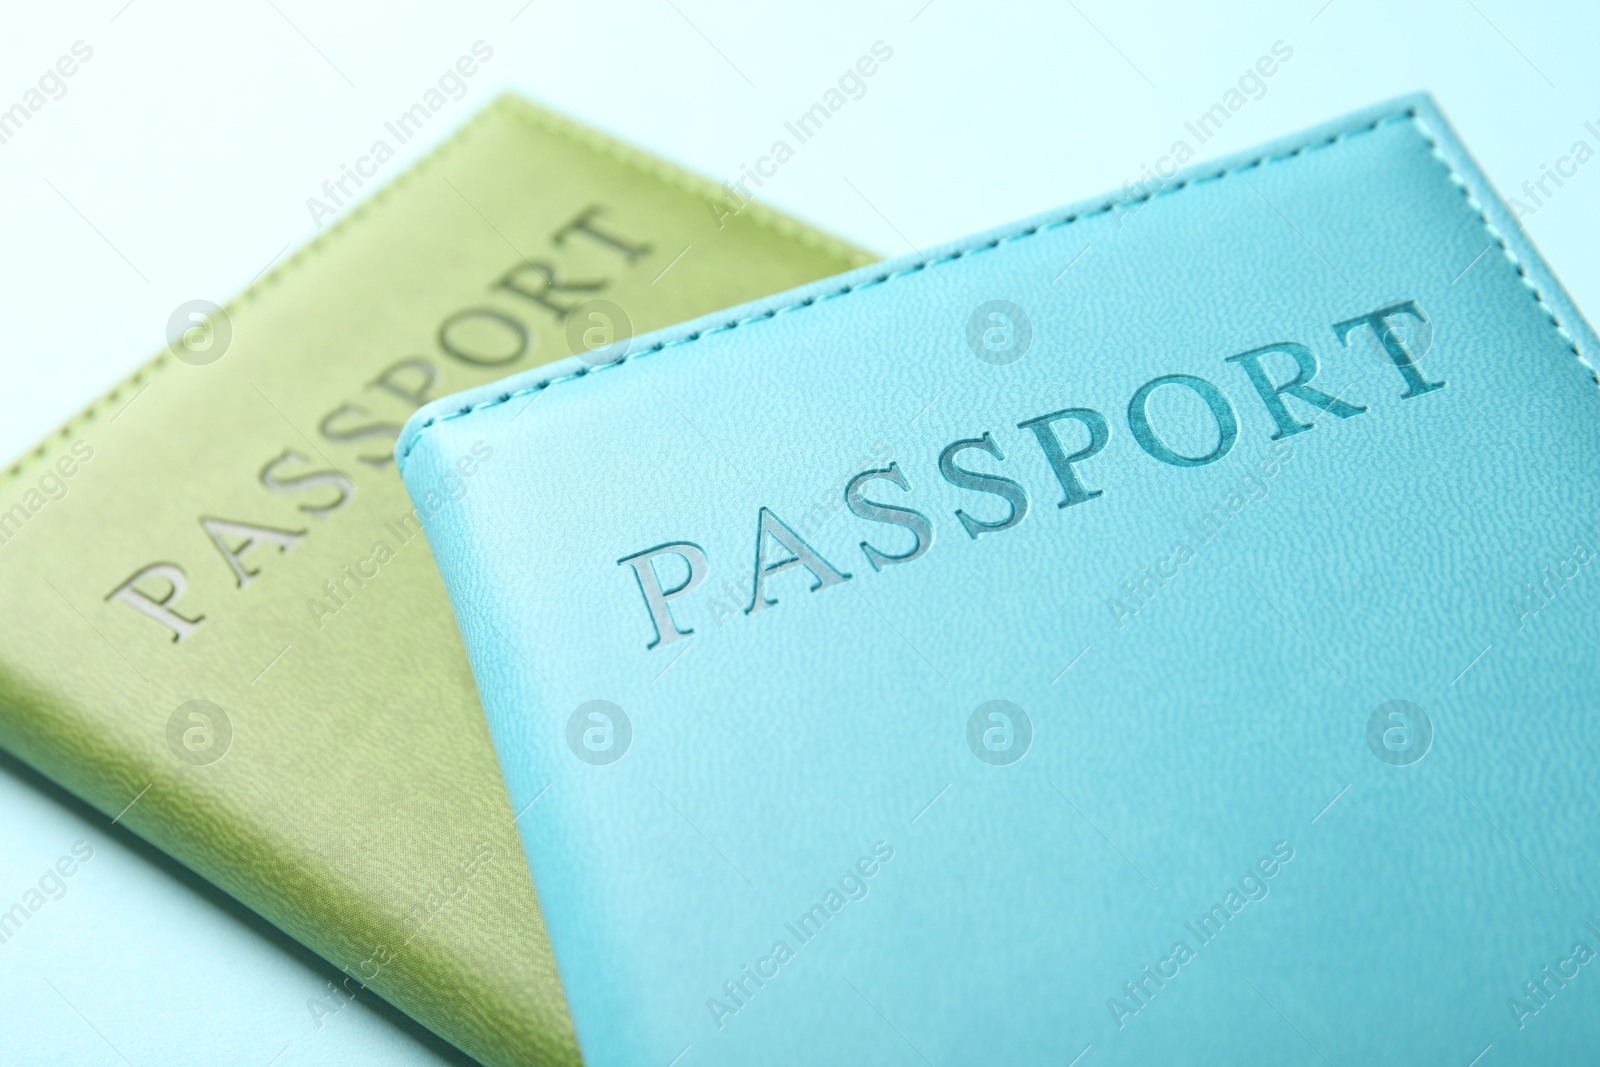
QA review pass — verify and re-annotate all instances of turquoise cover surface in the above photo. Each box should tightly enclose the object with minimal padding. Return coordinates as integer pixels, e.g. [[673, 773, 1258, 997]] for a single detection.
[[399, 94, 1600, 1065]]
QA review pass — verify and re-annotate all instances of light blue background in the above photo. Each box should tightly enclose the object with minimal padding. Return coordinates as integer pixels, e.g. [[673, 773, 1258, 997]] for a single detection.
[[2, 1, 1598, 1062], [0, 751, 470, 1066]]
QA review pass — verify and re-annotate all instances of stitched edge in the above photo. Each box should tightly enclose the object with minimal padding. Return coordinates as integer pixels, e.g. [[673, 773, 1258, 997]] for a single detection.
[[497, 98, 870, 270], [0, 96, 511, 492], [0, 94, 867, 493], [396, 110, 1407, 463], [1407, 113, 1595, 387], [400, 104, 1594, 468]]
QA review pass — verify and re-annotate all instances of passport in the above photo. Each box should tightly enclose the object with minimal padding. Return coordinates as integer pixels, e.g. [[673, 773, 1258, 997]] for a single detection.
[[399, 94, 1600, 1065], [0, 94, 869, 1066]]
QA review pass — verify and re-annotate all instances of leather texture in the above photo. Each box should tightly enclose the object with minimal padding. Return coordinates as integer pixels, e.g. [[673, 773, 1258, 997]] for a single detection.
[[0, 94, 870, 1067], [401, 94, 1600, 1066]]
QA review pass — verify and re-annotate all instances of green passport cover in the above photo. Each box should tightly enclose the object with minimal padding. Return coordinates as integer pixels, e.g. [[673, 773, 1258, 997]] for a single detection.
[[0, 94, 868, 1065]]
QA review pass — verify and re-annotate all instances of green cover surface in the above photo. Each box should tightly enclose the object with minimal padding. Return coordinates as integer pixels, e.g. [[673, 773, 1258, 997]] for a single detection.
[[0, 94, 868, 1065]]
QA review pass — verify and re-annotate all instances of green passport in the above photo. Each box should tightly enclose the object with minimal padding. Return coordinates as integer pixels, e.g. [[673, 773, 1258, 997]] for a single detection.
[[0, 95, 868, 1065]]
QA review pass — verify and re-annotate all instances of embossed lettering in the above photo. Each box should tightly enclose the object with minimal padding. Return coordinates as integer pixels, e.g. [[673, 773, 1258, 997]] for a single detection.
[[619, 542, 708, 649], [200, 517, 306, 588], [1332, 301, 1444, 399], [259, 449, 355, 517], [747, 508, 850, 615], [1226, 342, 1365, 439], [608, 296, 1454, 642], [319, 403, 403, 469], [106, 562, 203, 642], [436, 307, 528, 366], [368, 357, 438, 408], [1017, 407, 1110, 508], [493, 262, 603, 322], [844, 463, 933, 571], [937, 433, 1029, 539], [552, 205, 652, 262], [1128, 374, 1238, 467]]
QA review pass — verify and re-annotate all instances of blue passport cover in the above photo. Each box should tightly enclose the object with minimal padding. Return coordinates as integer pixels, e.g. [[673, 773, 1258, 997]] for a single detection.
[[398, 95, 1600, 1065]]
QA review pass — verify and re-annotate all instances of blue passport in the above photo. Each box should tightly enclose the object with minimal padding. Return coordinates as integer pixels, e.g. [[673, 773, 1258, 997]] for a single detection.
[[398, 94, 1600, 1065]]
